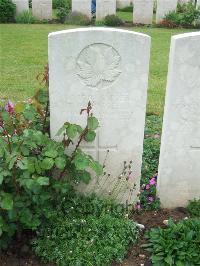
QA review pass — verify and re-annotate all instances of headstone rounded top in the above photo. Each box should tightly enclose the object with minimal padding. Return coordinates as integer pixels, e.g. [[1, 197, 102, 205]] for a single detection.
[[172, 31, 200, 40], [48, 27, 151, 40]]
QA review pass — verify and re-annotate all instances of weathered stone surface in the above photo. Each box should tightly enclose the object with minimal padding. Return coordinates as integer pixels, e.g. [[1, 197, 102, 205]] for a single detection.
[[96, 0, 116, 20], [156, 0, 178, 23], [157, 32, 200, 208], [49, 28, 150, 204], [12, 0, 29, 15], [133, 0, 154, 24], [117, 0, 131, 8], [72, 0, 91, 19], [32, 0, 52, 20]]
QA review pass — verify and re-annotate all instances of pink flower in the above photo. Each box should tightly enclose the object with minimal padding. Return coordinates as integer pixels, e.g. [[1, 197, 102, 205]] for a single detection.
[[135, 203, 141, 210], [5, 100, 14, 114], [148, 196, 154, 202], [145, 184, 150, 190], [149, 177, 156, 186]]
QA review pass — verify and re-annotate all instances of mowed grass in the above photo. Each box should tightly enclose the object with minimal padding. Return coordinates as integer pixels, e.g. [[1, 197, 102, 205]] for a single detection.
[[0, 24, 196, 115]]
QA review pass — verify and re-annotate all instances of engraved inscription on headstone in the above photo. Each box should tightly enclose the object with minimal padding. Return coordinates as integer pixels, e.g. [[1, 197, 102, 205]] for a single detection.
[[76, 43, 121, 89]]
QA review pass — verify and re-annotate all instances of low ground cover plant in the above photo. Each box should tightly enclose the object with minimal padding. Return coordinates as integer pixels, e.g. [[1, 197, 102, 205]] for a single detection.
[[143, 218, 200, 265], [138, 115, 161, 211], [33, 194, 139, 266], [16, 11, 36, 24], [104, 14, 124, 27], [163, 2, 200, 28], [187, 199, 200, 217]]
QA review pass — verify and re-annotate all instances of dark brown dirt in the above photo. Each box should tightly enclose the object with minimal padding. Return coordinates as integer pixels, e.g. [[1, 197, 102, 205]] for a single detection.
[[0, 208, 188, 266]]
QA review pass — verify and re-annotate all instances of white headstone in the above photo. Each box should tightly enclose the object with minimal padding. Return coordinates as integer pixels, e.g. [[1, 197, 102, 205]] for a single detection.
[[157, 32, 200, 208], [72, 0, 91, 19], [49, 28, 151, 204], [133, 0, 154, 24], [156, 0, 178, 24], [96, 0, 116, 20], [12, 0, 29, 15], [117, 0, 131, 8], [32, 0, 52, 20]]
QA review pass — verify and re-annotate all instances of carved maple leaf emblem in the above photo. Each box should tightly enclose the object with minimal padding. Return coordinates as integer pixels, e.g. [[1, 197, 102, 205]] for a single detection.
[[77, 44, 121, 88]]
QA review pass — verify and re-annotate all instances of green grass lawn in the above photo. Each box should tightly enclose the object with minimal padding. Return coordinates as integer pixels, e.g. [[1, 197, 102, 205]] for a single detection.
[[0, 24, 196, 115]]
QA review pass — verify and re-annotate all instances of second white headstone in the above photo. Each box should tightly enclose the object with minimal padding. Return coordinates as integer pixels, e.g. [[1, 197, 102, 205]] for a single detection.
[[157, 32, 200, 208]]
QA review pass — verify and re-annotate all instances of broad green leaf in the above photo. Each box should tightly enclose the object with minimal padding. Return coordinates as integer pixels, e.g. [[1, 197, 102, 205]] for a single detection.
[[165, 255, 173, 265], [44, 149, 58, 158], [56, 125, 66, 136], [73, 152, 89, 171], [27, 159, 35, 173], [20, 146, 29, 156], [76, 125, 83, 134], [8, 156, 17, 170], [1, 111, 10, 122], [41, 158, 54, 170], [84, 130, 96, 142], [36, 176, 49, 186], [66, 124, 78, 139], [23, 109, 35, 120], [80, 171, 91, 184], [25, 179, 35, 190], [17, 158, 28, 170], [55, 157, 66, 170], [90, 161, 103, 176], [0, 193, 13, 210], [87, 117, 99, 130]]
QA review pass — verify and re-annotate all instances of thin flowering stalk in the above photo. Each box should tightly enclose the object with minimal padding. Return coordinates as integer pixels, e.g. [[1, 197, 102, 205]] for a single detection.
[[5, 100, 14, 115]]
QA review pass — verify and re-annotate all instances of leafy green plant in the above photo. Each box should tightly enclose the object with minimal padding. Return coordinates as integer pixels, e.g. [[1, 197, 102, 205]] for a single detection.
[[52, 0, 71, 9], [16, 11, 36, 24], [0, 66, 102, 249], [33, 194, 139, 266], [104, 14, 124, 26], [56, 7, 69, 23], [0, 0, 16, 23], [66, 11, 91, 25], [187, 199, 200, 217], [143, 218, 200, 265], [136, 115, 161, 211], [163, 2, 200, 27]]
